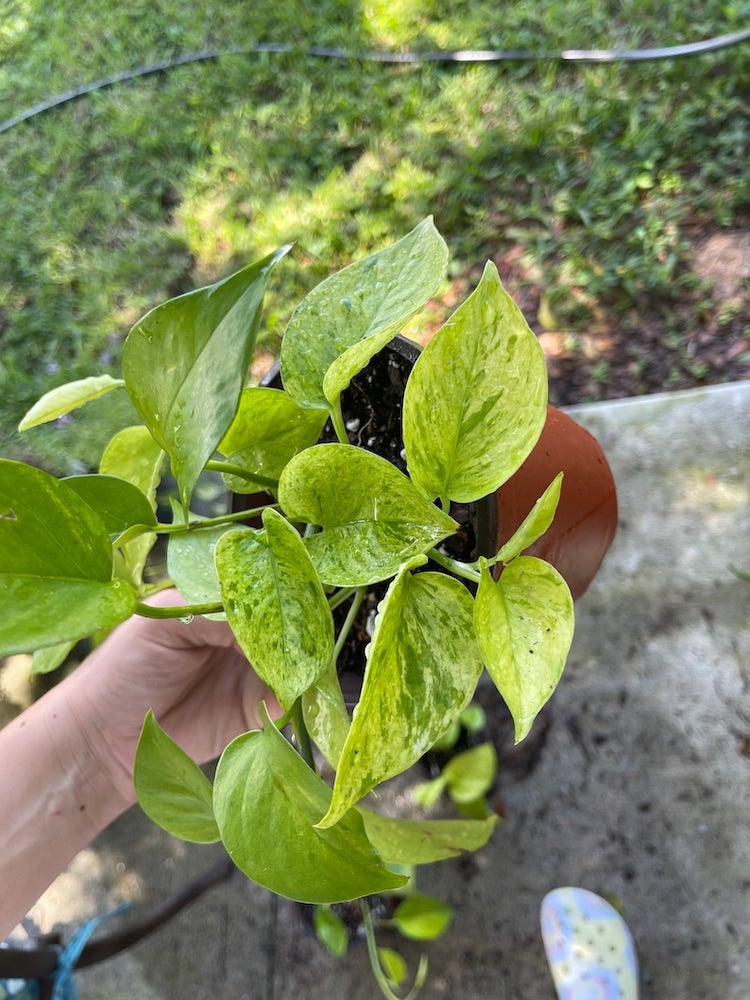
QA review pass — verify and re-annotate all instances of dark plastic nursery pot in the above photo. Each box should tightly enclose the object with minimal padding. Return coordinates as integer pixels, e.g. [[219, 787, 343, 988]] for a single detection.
[[242, 335, 618, 600]]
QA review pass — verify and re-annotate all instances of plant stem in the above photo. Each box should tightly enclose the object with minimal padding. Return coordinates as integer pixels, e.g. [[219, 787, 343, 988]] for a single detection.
[[134, 600, 224, 620], [156, 504, 278, 533], [331, 587, 367, 666], [362, 899, 429, 1000], [291, 699, 316, 771], [327, 587, 358, 611], [428, 547, 481, 583], [329, 396, 349, 445], [205, 460, 279, 490]]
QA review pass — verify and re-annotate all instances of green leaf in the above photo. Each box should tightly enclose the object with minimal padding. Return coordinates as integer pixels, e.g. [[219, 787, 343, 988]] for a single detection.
[[359, 810, 496, 865], [313, 906, 349, 958], [459, 703, 487, 734], [278, 444, 457, 586], [403, 261, 548, 503], [134, 711, 220, 844], [31, 640, 75, 675], [122, 247, 289, 508], [100, 425, 164, 586], [301, 662, 351, 768], [215, 509, 334, 708], [18, 374, 124, 430], [281, 218, 448, 409], [167, 507, 238, 611], [475, 556, 574, 743], [442, 742, 497, 804], [63, 474, 157, 537], [318, 563, 483, 828], [392, 895, 453, 941], [213, 706, 407, 903], [411, 775, 448, 809], [378, 949, 408, 988], [0, 460, 137, 654], [493, 473, 563, 564], [219, 387, 327, 492]]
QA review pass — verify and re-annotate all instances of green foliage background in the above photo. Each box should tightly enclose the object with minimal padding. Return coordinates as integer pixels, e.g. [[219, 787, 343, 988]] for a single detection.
[[2, 0, 749, 471]]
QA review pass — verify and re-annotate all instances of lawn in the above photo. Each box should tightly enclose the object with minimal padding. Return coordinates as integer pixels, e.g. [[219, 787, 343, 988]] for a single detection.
[[1, 0, 749, 472]]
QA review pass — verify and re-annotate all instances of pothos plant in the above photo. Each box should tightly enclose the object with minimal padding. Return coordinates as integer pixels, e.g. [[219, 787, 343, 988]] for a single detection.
[[0, 218, 575, 998]]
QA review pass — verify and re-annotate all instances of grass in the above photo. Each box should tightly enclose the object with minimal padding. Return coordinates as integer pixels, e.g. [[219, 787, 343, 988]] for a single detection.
[[1, 0, 749, 471]]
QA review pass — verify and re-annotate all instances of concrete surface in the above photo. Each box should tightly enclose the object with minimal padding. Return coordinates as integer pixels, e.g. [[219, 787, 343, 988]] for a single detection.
[[6, 381, 750, 999]]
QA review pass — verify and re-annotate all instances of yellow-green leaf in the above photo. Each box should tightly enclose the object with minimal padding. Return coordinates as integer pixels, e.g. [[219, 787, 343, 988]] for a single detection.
[[475, 556, 574, 742], [19, 374, 124, 430], [318, 563, 482, 828], [403, 261, 547, 503]]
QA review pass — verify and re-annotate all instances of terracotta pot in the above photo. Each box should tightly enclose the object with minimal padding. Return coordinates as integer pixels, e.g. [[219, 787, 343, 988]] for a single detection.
[[494, 405, 618, 600]]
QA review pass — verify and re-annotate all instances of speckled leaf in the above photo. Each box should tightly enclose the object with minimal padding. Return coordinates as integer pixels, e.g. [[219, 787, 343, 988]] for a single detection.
[[213, 706, 407, 903], [0, 460, 137, 654], [134, 711, 219, 844], [218, 386, 327, 492], [100, 426, 164, 585], [280, 218, 448, 409], [63, 474, 157, 537], [122, 247, 289, 508], [359, 809, 496, 864], [278, 444, 457, 586], [494, 473, 563, 564], [215, 508, 334, 708], [318, 563, 482, 828], [403, 261, 548, 503], [18, 374, 124, 430], [475, 556, 574, 743]]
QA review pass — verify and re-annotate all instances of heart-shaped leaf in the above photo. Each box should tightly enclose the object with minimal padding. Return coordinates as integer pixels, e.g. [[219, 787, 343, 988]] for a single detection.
[[403, 261, 548, 504], [474, 556, 574, 743], [134, 711, 220, 843], [441, 742, 497, 804], [100, 425, 164, 585], [318, 563, 483, 828], [18, 374, 124, 430], [392, 895, 453, 941], [219, 386, 327, 492], [280, 218, 448, 410], [122, 246, 289, 508], [63, 474, 157, 537], [0, 460, 136, 654], [278, 444, 457, 586], [213, 706, 406, 903], [359, 810, 496, 865], [215, 508, 334, 708]]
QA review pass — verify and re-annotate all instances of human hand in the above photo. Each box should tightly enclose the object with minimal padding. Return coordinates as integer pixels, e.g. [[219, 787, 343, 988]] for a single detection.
[[64, 590, 281, 811]]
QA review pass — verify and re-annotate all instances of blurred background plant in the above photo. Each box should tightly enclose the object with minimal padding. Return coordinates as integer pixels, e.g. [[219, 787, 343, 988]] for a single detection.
[[2, 0, 749, 474]]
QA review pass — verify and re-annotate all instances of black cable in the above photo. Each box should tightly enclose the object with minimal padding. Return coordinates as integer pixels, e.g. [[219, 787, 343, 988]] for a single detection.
[[1, 26, 749, 135]]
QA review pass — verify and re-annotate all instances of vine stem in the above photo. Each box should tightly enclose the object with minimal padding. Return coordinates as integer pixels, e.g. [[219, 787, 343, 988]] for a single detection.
[[329, 396, 349, 445], [205, 459, 279, 490], [428, 546, 482, 583], [155, 504, 278, 532], [361, 899, 429, 1000], [135, 600, 224, 619], [331, 587, 367, 666], [291, 699, 316, 772]]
